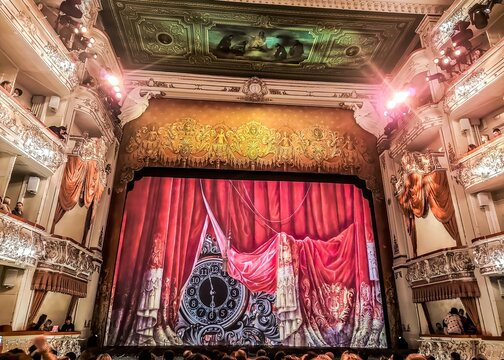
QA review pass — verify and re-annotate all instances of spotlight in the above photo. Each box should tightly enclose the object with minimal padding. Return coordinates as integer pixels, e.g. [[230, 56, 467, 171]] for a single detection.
[[59, 0, 83, 19], [89, 37, 95, 44], [426, 73, 447, 82], [115, 92, 122, 99], [469, 3, 490, 29], [443, 57, 450, 64], [113, 86, 120, 92], [80, 26, 88, 33], [434, 58, 440, 64], [440, 49, 446, 56], [454, 49, 462, 56], [106, 75, 120, 86]]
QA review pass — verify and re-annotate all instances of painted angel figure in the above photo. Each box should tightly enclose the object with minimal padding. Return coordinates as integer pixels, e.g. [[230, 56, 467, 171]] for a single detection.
[[118, 87, 162, 127]]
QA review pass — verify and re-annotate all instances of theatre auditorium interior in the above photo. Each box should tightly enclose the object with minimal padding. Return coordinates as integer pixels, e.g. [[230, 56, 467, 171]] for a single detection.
[[2, 0, 504, 359]]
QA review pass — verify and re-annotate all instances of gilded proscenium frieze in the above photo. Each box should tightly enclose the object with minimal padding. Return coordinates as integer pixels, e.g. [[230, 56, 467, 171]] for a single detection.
[[454, 136, 504, 191], [0, 91, 66, 174], [0, 0, 78, 91], [405, 247, 475, 286], [472, 233, 504, 276], [119, 118, 379, 193], [102, 0, 421, 83]]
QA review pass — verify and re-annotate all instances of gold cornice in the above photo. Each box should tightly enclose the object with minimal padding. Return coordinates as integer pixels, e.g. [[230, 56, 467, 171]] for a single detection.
[[117, 118, 383, 197]]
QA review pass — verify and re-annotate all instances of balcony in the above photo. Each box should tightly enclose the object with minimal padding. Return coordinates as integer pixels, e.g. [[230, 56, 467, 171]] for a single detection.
[[454, 134, 504, 193], [419, 335, 504, 359], [0, 0, 78, 94], [405, 246, 475, 287], [0, 89, 66, 176], [472, 231, 504, 276], [444, 38, 504, 118], [1, 331, 81, 356], [0, 212, 101, 278], [387, 103, 445, 158]]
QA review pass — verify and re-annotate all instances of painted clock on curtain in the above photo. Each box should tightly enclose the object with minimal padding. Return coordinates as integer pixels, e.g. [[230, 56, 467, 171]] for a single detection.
[[180, 257, 248, 328]]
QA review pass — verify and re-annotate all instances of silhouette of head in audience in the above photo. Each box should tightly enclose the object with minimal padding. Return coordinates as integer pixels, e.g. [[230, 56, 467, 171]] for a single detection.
[[1, 80, 12, 93]]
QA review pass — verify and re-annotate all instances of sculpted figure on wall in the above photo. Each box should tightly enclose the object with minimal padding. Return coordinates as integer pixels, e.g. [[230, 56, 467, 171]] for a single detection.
[[118, 87, 163, 126]]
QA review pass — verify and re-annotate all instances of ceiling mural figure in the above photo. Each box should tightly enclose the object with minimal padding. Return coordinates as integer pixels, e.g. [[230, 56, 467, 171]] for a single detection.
[[101, 0, 422, 83]]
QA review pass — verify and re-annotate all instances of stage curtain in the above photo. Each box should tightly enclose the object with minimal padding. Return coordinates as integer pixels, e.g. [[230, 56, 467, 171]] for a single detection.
[[412, 280, 480, 303], [423, 171, 461, 245], [461, 297, 482, 333], [27, 289, 48, 326], [54, 156, 105, 226], [32, 270, 87, 297], [110, 178, 385, 347]]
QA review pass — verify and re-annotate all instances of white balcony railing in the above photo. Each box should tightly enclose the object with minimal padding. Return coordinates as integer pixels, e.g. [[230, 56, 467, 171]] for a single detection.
[[0, 212, 101, 279], [472, 232, 504, 276], [405, 247, 475, 287], [0, 90, 66, 175], [419, 335, 504, 360], [444, 39, 504, 115], [454, 134, 504, 192], [0, 0, 78, 92]]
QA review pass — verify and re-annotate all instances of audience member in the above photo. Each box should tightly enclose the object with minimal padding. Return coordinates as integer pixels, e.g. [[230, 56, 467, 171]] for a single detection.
[[48, 126, 68, 140], [1, 81, 12, 93], [467, 144, 477, 152], [60, 316, 74, 332], [493, 128, 502, 138], [256, 350, 267, 358], [183, 351, 193, 359], [235, 350, 247, 360], [42, 319, 53, 331], [163, 351, 174, 360], [12, 202, 23, 217], [13, 88, 23, 98], [481, 134, 490, 143], [450, 353, 461, 360], [425, 356, 435, 360], [138, 350, 154, 360], [96, 354, 112, 360], [30, 314, 47, 331], [434, 322, 444, 334], [458, 308, 477, 333], [444, 307, 464, 334], [64, 352, 77, 360], [1, 196, 12, 213]]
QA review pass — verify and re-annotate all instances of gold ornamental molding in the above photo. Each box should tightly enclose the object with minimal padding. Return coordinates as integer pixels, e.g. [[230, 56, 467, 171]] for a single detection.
[[118, 118, 382, 196]]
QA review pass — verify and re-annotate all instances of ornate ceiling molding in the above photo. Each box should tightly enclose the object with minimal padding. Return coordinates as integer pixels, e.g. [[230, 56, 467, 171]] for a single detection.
[[123, 71, 384, 137], [214, 0, 449, 14], [0, 0, 78, 92], [0, 91, 66, 174]]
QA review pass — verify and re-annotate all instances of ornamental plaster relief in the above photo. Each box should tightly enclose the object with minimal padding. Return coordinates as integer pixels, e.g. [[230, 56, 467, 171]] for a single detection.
[[0, 0, 78, 92], [214, 0, 449, 14], [472, 234, 504, 276], [0, 91, 66, 174]]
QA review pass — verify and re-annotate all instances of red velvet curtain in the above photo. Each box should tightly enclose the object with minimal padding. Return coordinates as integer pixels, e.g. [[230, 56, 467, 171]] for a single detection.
[[109, 177, 384, 347]]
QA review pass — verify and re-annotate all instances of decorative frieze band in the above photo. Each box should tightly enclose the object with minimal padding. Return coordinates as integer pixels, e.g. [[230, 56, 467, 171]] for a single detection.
[[454, 135, 504, 192], [419, 336, 504, 360], [405, 247, 475, 286], [0, 0, 78, 91], [0, 213, 100, 280], [0, 91, 66, 174], [472, 233, 504, 276]]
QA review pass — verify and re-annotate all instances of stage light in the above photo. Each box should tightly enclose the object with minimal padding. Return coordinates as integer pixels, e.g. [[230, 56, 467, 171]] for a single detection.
[[81, 26, 88, 33], [469, 3, 490, 29], [386, 100, 396, 110], [115, 92, 122, 99], [59, 0, 83, 19], [440, 49, 446, 56], [107, 75, 120, 86], [89, 37, 95, 44], [434, 58, 440, 64], [454, 49, 462, 56], [426, 73, 447, 82], [443, 57, 450, 64], [113, 86, 121, 92]]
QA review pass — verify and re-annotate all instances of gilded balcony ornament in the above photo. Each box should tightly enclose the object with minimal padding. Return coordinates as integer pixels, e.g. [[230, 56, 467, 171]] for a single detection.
[[472, 234, 504, 276], [392, 150, 442, 195], [456, 139, 504, 190], [0, 214, 43, 267], [431, 8, 469, 49], [73, 135, 110, 186], [120, 118, 377, 193], [43, 43, 79, 89], [405, 248, 475, 286], [419, 336, 476, 360]]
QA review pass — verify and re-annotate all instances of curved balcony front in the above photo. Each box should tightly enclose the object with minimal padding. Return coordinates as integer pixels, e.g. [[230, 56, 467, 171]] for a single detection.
[[0, 89, 66, 176], [472, 231, 504, 276]]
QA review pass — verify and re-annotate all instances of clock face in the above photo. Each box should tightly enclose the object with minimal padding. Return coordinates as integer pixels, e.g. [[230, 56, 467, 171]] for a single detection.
[[180, 257, 248, 328]]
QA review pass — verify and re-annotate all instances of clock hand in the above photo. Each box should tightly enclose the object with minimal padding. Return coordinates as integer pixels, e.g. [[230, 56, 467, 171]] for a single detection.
[[209, 276, 216, 310]]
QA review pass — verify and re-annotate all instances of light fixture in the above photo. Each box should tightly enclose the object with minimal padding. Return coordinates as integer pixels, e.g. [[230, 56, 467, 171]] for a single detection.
[[469, 3, 490, 29], [106, 75, 120, 86], [434, 58, 440, 64], [426, 73, 447, 82], [59, 0, 83, 18], [113, 86, 121, 92], [451, 28, 473, 48], [115, 92, 122, 99]]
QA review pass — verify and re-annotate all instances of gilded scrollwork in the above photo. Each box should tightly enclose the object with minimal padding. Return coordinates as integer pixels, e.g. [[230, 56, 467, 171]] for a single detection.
[[392, 150, 443, 195], [405, 248, 475, 286], [120, 118, 378, 194], [472, 234, 504, 276], [0, 91, 65, 173], [0, 214, 42, 267], [419, 336, 475, 360]]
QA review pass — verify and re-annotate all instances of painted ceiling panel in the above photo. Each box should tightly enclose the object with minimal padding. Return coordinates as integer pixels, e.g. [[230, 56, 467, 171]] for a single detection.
[[101, 0, 423, 83]]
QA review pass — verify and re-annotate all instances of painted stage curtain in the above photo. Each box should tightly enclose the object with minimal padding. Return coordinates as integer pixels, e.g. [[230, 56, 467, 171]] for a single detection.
[[398, 170, 460, 255], [109, 177, 385, 347]]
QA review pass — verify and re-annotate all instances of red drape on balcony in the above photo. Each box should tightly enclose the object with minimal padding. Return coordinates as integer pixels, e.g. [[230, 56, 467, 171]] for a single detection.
[[109, 177, 385, 347], [53, 155, 105, 226], [397, 170, 460, 255]]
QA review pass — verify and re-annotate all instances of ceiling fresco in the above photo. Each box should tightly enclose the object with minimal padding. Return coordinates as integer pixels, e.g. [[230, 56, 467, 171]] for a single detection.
[[101, 0, 422, 83]]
